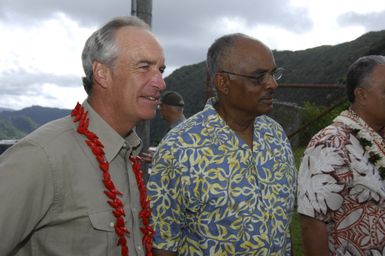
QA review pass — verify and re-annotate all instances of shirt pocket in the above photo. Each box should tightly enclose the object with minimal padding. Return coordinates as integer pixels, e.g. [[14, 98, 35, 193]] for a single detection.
[[88, 210, 119, 256], [89, 211, 115, 232]]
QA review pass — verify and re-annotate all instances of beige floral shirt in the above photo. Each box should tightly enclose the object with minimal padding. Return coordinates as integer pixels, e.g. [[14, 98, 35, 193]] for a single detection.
[[298, 115, 385, 255]]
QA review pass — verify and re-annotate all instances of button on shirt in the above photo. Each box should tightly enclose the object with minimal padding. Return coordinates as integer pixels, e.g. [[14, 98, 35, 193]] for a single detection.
[[0, 100, 145, 256], [147, 97, 297, 255]]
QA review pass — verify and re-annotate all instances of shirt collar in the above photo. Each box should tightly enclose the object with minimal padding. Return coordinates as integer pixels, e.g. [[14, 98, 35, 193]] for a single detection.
[[204, 97, 275, 146], [82, 100, 142, 162]]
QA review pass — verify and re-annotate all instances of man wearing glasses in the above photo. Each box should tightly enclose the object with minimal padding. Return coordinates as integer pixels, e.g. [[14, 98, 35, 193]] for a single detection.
[[147, 33, 297, 255]]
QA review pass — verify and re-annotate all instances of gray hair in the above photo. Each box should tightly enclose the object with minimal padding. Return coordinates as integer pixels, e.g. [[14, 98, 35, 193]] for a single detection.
[[346, 55, 385, 102], [81, 16, 149, 95], [206, 33, 254, 89]]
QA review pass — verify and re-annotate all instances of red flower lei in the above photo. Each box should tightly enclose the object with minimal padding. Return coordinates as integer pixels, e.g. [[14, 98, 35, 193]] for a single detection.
[[71, 102, 154, 256]]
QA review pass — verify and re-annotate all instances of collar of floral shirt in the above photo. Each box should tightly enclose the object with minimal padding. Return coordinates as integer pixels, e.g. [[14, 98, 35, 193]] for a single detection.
[[334, 108, 385, 179]]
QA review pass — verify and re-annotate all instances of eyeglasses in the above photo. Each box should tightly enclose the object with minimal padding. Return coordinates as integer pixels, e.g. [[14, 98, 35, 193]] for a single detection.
[[218, 67, 285, 85]]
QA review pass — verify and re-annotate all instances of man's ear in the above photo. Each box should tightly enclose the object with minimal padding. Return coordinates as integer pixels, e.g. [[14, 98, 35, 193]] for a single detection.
[[354, 87, 367, 106], [92, 61, 110, 89], [214, 73, 229, 95]]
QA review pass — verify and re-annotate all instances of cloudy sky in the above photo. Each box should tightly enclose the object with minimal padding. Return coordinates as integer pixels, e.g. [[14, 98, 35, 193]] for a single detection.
[[1, 0, 385, 110]]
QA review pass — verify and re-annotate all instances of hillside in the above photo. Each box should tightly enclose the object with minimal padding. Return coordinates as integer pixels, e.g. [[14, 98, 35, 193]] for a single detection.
[[0, 106, 70, 139], [0, 106, 70, 126], [275, 31, 385, 83], [0, 117, 25, 139], [0, 107, 14, 112]]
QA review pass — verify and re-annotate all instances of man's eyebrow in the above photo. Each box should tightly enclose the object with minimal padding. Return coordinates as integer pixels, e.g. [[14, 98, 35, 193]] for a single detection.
[[136, 59, 155, 65], [135, 59, 166, 72], [251, 67, 277, 74]]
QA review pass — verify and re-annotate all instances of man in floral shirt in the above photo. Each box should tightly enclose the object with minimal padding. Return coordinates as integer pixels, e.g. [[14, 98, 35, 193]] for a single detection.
[[148, 33, 297, 256], [297, 55, 385, 255]]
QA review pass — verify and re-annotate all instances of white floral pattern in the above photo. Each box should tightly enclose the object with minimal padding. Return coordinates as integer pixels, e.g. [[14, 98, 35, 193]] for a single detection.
[[335, 109, 385, 177], [297, 111, 385, 255]]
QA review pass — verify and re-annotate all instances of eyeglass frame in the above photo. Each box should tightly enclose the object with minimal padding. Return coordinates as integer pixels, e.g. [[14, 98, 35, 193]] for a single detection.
[[217, 67, 285, 85]]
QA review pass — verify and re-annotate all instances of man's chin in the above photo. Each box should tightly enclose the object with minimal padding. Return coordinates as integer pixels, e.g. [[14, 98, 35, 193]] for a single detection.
[[139, 112, 157, 121], [255, 105, 273, 116]]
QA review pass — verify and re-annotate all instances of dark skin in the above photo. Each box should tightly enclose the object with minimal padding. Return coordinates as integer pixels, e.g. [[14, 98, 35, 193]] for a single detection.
[[152, 36, 282, 256], [215, 37, 278, 148], [299, 214, 329, 256], [351, 64, 385, 135]]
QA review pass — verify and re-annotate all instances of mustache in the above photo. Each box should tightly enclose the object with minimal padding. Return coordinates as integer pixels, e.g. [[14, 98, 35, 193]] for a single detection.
[[260, 92, 274, 100]]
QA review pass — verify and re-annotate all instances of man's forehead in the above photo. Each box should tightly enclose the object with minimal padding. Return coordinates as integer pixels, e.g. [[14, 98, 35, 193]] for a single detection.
[[227, 42, 275, 71], [368, 64, 385, 85], [115, 27, 164, 62], [116, 26, 158, 46]]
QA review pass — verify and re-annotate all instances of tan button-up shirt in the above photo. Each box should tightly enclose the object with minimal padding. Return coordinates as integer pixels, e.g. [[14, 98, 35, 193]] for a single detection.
[[0, 101, 145, 256]]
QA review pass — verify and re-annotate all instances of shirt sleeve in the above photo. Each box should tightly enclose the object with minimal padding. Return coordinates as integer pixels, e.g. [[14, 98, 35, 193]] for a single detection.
[[0, 140, 55, 254], [147, 141, 185, 252], [297, 132, 346, 221]]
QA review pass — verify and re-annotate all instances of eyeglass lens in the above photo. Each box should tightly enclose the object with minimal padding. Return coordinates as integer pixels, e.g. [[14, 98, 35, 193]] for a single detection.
[[258, 68, 284, 84]]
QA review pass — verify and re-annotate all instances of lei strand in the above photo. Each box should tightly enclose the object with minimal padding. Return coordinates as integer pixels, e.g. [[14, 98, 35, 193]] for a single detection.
[[71, 102, 154, 256], [334, 109, 385, 179]]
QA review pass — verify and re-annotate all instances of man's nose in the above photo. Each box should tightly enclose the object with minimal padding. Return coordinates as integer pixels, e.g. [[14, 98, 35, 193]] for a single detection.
[[153, 72, 166, 90], [266, 75, 278, 90]]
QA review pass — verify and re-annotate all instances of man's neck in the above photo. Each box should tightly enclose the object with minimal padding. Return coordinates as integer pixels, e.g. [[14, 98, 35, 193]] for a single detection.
[[214, 103, 254, 147], [351, 105, 383, 134]]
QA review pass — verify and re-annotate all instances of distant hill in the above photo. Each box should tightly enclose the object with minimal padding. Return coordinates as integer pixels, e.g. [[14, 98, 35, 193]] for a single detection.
[[0, 117, 25, 139], [275, 30, 385, 84], [0, 106, 70, 126], [0, 107, 14, 112], [0, 106, 70, 139]]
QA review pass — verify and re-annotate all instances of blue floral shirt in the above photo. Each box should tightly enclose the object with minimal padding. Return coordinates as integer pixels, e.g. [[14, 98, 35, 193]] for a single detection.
[[147, 98, 297, 255]]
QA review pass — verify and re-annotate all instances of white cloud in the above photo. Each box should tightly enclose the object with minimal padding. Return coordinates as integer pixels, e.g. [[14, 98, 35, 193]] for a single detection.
[[0, 13, 92, 109], [0, 13, 92, 75], [0, 83, 85, 110]]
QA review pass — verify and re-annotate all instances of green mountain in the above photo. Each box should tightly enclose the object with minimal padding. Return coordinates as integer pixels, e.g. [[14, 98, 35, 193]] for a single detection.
[[10, 115, 39, 134], [0, 117, 25, 139], [0, 106, 70, 139], [0, 107, 14, 112], [0, 106, 70, 126], [275, 30, 385, 84]]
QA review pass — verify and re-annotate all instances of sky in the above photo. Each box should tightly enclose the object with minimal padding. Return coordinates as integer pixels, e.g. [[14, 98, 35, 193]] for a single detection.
[[1, 0, 385, 110]]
